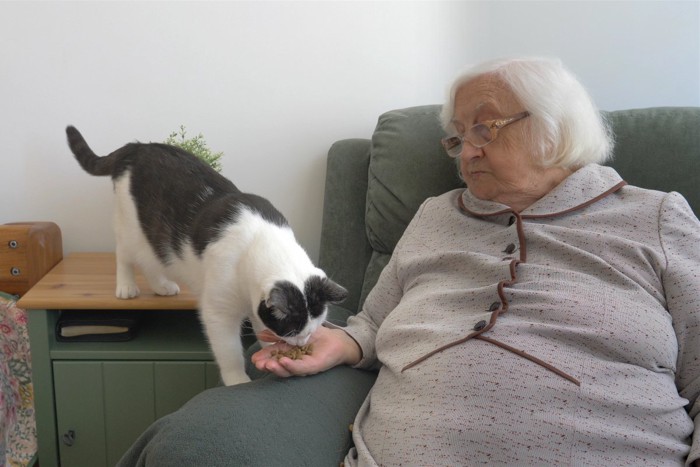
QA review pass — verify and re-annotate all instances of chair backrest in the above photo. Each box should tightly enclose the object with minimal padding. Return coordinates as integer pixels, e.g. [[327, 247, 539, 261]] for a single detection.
[[603, 107, 700, 210], [323, 106, 700, 314]]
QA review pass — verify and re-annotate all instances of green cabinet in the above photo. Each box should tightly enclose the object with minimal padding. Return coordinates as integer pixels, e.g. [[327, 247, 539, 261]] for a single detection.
[[27, 309, 219, 467], [18, 253, 217, 467], [53, 361, 219, 466]]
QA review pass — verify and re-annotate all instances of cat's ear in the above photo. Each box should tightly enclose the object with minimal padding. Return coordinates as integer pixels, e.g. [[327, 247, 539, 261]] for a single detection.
[[265, 286, 290, 319], [305, 276, 348, 305], [265, 286, 286, 308]]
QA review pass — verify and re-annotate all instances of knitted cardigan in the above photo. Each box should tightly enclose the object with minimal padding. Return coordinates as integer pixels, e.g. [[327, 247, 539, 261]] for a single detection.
[[342, 164, 700, 466]]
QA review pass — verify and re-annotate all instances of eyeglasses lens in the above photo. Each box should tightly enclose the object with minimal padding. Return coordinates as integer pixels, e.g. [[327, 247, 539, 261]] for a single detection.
[[470, 124, 492, 147], [442, 124, 493, 158], [442, 137, 461, 157]]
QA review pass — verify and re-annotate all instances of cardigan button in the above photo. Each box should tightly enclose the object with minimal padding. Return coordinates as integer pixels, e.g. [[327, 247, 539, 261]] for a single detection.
[[508, 216, 516, 226], [488, 301, 500, 311], [503, 243, 517, 254], [473, 320, 487, 331]]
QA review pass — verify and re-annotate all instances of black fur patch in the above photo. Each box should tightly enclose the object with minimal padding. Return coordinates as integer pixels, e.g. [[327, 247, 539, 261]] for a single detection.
[[257, 281, 308, 338], [66, 128, 290, 261], [126, 144, 237, 261]]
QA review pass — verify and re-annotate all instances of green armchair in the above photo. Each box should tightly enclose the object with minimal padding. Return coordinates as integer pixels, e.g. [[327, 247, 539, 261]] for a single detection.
[[119, 106, 700, 467]]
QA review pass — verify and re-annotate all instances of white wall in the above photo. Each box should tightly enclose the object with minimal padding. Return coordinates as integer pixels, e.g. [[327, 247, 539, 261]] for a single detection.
[[1, 1, 698, 263], [469, 1, 700, 110]]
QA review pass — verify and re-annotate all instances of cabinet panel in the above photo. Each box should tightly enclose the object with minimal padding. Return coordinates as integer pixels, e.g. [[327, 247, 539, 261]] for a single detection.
[[53, 362, 107, 467], [103, 362, 157, 467]]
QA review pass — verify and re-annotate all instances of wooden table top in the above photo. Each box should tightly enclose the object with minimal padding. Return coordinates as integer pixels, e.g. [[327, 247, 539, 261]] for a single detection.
[[17, 252, 197, 311]]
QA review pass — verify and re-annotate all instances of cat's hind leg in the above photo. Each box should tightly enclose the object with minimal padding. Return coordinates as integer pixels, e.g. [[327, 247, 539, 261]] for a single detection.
[[115, 240, 179, 298], [113, 173, 144, 299], [149, 275, 180, 296], [146, 275, 180, 296], [137, 255, 180, 296], [115, 250, 140, 299]]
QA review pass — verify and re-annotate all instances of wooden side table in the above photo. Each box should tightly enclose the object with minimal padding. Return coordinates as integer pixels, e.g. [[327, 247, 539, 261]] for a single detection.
[[18, 252, 218, 467]]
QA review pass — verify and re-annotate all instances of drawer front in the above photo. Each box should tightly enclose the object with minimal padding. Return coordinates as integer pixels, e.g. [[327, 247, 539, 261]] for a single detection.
[[0, 222, 62, 295]]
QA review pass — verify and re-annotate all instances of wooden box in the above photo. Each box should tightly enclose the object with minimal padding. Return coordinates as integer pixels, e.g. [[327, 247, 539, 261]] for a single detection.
[[0, 222, 63, 295]]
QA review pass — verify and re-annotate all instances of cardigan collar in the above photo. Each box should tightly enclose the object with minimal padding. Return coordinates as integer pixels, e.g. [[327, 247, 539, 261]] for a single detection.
[[458, 164, 627, 218]]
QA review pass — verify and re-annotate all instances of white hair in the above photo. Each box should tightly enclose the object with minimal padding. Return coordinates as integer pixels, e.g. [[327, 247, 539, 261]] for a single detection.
[[440, 57, 614, 168]]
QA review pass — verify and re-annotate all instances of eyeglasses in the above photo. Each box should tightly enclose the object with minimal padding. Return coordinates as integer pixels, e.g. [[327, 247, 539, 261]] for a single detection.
[[441, 111, 530, 158]]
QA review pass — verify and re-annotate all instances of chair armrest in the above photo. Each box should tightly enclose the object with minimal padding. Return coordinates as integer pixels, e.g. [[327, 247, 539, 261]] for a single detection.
[[118, 366, 377, 467]]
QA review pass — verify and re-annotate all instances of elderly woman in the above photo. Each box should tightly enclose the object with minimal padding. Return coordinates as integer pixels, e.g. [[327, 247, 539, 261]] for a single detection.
[[252, 57, 700, 465], [119, 57, 699, 466]]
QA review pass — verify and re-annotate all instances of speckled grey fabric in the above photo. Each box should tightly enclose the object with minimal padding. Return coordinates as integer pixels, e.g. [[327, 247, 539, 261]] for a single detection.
[[342, 164, 700, 466]]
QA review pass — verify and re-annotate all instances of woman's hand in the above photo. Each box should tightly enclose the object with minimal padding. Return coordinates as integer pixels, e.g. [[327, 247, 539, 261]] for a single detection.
[[251, 325, 362, 378]]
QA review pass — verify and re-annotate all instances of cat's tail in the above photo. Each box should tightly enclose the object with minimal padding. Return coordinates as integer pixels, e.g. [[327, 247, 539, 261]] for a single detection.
[[65, 126, 115, 176]]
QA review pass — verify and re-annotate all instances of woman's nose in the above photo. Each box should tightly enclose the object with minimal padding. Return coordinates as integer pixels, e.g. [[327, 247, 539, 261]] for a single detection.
[[460, 140, 482, 159]]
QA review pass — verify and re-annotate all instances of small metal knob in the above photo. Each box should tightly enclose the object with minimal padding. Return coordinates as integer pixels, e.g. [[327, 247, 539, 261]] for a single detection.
[[8, 240, 18, 249], [62, 430, 76, 447], [10, 267, 20, 276]]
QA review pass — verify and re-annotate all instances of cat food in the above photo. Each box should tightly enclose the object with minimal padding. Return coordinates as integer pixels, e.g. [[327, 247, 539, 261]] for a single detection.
[[270, 344, 314, 360]]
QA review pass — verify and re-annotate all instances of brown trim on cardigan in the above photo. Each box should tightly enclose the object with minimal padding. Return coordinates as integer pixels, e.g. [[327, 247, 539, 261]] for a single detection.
[[520, 181, 628, 219], [456, 180, 627, 220], [402, 180, 626, 384], [475, 335, 581, 386]]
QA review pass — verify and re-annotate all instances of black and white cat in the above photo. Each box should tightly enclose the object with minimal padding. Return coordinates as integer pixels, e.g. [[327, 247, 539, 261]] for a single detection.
[[65, 126, 347, 386]]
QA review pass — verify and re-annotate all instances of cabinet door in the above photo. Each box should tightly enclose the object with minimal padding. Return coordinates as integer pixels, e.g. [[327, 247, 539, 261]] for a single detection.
[[53, 362, 108, 467], [54, 360, 214, 467]]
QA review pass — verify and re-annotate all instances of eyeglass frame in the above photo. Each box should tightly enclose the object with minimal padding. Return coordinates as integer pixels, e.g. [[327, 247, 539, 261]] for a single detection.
[[441, 111, 531, 157]]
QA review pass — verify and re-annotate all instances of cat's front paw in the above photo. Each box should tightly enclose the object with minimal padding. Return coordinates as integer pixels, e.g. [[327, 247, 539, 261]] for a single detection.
[[116, 284, 140, 299], [221, 372, 252, 386], [153, 280, 180, 296]]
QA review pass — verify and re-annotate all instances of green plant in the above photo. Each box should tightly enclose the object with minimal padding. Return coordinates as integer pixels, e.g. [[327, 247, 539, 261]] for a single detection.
[[165, 125, 223, 172]]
